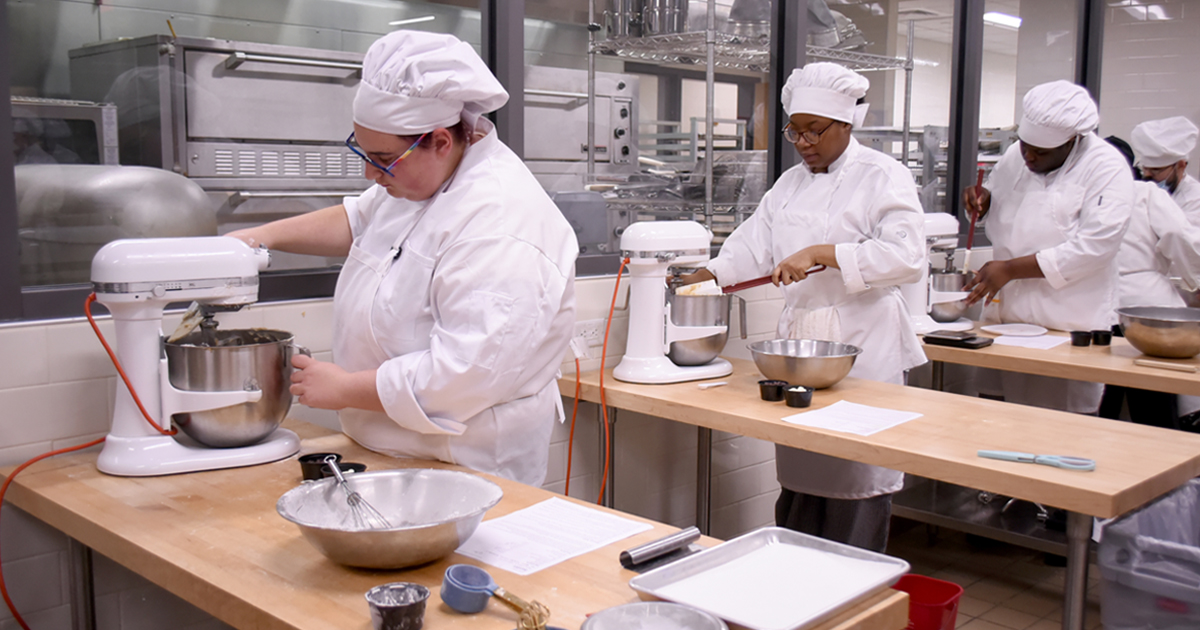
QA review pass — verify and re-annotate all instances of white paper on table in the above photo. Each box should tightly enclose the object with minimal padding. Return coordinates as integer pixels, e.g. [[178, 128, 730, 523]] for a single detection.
[[455, 497, 652, 576], [992, 334, 1070, 350], [781, 400, 922, 436]]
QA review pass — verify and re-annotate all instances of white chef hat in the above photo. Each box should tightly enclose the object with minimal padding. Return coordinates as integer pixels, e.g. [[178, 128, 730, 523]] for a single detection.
[[352, 30, 509, 135], [1018, 80, 1099, 149], [780, 62, 870, 127], [1130, 116, 1198, 168]]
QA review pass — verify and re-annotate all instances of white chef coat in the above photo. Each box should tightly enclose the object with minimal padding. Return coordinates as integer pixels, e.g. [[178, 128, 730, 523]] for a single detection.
[[1117, 181, 1189, 309], [982, 132, 1133, 413], [333, 122, 578, 486], [1173, 174, 1200, 225], [707, 138, 927, 498]]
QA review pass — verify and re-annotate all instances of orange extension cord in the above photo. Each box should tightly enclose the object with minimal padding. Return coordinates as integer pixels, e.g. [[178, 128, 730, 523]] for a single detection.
[[0, 294, 177, 629], [564, 258, 628, 505]]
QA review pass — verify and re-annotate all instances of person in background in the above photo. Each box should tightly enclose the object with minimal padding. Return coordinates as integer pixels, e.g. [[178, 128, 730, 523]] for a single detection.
[[681, 62, 926, 552], [228, 31, 578, 486], [1100, 136, 1200, 428], [963, 80, 1132, 415], [1130, 116, 1200, 221]]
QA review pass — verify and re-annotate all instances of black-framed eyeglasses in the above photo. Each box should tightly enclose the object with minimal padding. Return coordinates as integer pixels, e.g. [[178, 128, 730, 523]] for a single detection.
[[345, 132, 427, 175], [783, 120, 838, 145]]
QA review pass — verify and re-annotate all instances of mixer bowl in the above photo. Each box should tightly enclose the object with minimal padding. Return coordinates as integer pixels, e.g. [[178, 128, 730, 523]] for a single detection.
[[667, 293, 731, 366], [748, 339, 862, 389], [929, 270, 973, 323], [1117, 307, 1200, 359], [165, 329, 299, 448], [276, 468, 503, 569]]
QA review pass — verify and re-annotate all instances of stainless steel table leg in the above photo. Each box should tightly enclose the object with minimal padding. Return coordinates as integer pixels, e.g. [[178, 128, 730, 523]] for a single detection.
[[932, 360, 945, 391], [598, 405, 617, 509], [697, 426, 712, 535], [68, 538, 95, 630], [1062, 511, 1091, 630]]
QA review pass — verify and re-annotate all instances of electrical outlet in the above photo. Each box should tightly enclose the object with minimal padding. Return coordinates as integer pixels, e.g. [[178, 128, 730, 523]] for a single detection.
[[574, 318, 607, 347]]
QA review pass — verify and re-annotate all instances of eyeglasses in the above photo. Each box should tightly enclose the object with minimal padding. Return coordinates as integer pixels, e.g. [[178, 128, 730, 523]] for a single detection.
[[783, 120, 837, 145], [1140, 164, 1174, 180], [345, 132, 427, 175]]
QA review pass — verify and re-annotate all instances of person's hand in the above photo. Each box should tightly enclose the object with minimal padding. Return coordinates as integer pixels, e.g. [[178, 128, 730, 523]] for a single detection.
[[962, 185, 991, 222], [290, 354, 350, 410], [678, 269, 716, 286], [964, 260, 1012, 306], [225, 228, 268, 250], [773, 247, 823, 286]]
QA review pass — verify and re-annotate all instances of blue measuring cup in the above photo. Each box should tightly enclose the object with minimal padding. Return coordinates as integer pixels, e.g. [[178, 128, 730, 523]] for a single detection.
[[441, 564, 499, 614]]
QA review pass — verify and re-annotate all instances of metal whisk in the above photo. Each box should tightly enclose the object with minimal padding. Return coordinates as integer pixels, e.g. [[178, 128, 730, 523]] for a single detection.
[[324, 455, 392, 530]]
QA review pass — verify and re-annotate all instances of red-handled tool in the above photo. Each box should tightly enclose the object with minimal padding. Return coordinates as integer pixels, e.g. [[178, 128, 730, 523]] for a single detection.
[[722, 265, 826, 293], [964, 168, 984, 273]]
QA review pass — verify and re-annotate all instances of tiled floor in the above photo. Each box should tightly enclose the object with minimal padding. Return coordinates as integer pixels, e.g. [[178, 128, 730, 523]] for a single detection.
[[884, 518, 1103, 630]]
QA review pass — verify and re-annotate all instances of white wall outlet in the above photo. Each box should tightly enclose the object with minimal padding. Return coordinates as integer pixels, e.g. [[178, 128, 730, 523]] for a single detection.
[[574, 318, 607, 347]]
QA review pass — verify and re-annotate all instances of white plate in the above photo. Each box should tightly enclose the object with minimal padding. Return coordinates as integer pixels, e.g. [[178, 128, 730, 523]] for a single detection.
[[980, 323, 1048, 337]]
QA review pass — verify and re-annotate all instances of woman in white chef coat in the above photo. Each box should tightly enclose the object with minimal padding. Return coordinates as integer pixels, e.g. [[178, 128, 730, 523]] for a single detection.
[[963, 80, 1133, 415], [683, 63, 926, 552], [228, 31, 578, 486]]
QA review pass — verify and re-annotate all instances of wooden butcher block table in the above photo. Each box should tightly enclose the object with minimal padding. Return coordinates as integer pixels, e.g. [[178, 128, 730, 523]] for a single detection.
[[1, 419, 907, 630], [559, 358, 1200, 630]]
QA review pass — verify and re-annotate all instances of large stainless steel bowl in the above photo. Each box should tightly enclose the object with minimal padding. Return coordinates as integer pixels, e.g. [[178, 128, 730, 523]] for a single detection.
[[667, 293, 730, 366], [748, 339, 862, 389], [929, 270, 972, 323], [165, 329, 298, 447], [276, 468, 503, 569], [1117, 307, 1200, 359]]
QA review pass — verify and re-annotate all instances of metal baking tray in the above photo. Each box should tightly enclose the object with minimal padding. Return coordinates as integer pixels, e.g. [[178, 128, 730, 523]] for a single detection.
[[629, 526, 910, 630]]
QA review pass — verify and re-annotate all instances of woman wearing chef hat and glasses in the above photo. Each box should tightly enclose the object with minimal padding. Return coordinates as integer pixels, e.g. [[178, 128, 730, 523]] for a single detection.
[[229, 31, 578, 486], [682, 62, 927, 552]]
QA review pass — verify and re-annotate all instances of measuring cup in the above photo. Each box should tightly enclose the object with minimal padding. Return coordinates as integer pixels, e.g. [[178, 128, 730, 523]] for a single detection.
[[441, 564, 540, 616]]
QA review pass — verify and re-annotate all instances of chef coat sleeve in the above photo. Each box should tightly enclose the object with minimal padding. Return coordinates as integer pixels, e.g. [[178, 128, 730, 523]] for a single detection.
[[834, 165, 926, 294], [374, 236, 573, 435], [1035, 159, 1133, 290], [342, 184, 387, 238], [705, 180, 787, 286], [1148, 185, 1200, 291]]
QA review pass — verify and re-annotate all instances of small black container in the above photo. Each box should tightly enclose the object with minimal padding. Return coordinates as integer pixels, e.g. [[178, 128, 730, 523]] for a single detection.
[[784, 386, 813, 408], [299, 452, 341, 481], [1091, 329, 1112, 346], [321, 462, 367, 478], [1070, 331, 1092, 347], [365, 582, 429, 630], [758, 379, 789, 401]]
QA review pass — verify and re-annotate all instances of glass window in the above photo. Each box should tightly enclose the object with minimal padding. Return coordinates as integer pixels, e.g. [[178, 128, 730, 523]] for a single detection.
[[10, 0, 479, 290], [1098, 0, 1200, 183]]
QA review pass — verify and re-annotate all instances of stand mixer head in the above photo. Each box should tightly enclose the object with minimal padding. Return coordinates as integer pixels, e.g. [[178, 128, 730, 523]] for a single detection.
[[613, 221, 733, 384], [90, 237, 300, 476]]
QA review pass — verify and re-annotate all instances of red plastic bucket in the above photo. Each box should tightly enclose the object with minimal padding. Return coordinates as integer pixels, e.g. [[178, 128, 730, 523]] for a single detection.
[[893, 574, 964, 630]]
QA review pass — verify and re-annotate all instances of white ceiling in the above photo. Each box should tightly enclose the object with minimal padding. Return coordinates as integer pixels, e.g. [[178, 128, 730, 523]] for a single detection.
[[897, 0, 1021, 56]]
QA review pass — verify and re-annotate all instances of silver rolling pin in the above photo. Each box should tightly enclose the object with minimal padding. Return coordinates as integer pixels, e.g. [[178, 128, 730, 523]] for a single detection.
[[619, 526, 701, 569]]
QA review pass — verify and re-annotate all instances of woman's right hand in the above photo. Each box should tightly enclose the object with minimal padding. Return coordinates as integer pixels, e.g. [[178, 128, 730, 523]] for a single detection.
[[962, 185, 991, 221]]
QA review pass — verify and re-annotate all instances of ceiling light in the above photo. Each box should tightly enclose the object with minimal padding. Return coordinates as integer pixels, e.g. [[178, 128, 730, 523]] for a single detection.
[[388, 15, 436, 26], [983, 12, 1021, 29]]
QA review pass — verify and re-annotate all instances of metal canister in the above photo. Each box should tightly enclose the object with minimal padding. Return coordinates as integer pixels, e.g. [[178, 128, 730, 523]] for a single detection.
[[642, 0, 687, 35], [607, 0, 643, 37]]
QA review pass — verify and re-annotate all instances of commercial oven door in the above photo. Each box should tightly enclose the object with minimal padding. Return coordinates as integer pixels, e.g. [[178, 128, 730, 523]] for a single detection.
[[184, 48, 360, 143]]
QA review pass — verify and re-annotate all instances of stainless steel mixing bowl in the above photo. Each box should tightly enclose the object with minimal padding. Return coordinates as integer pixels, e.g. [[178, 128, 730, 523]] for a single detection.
[[165, 329, 300, 447], [276, 468, 503, 569], [748, 339, 862, 389], [667, 292, 733, 366], [929, 270, 972, 323], [1117, 307, 1200, 359]]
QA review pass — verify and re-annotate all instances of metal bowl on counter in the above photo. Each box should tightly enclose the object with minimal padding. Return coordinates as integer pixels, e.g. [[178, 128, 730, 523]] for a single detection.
[[582, 601, 728, 630], [165, 329, 302, 448], [748, 339, 862, 389], [1117, 307, 1200, 359], [276, 469, 503, 569]]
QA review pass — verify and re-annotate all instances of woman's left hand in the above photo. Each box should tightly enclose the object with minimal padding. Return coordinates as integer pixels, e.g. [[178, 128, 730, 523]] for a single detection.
[[290, 353, 351, 410], [773, 245, 835, 285]]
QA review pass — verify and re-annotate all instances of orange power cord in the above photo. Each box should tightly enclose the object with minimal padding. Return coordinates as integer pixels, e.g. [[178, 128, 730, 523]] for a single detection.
[[0, 294, 177, 629]]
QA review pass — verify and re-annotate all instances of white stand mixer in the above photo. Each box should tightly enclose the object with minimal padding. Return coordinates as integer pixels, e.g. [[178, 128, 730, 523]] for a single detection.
[[91, 237, 300, 476], [902, 212, 974, 334], [614, 221, 733, 384]]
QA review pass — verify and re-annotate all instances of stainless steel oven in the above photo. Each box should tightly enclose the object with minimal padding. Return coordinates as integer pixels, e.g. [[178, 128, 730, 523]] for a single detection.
[[12, 96, 119, 165]]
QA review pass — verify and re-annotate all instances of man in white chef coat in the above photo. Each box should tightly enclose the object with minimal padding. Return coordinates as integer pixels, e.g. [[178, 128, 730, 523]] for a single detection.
[[964, 80, 1133, 414], [1131, 116, 1200, 222], [682, 63, 926, 552], [229, 31, 578, 486]]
